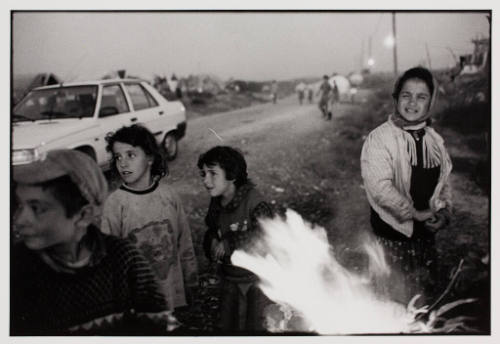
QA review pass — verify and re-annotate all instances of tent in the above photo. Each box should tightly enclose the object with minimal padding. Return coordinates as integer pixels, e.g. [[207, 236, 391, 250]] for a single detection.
[[13, 73, 60, 105]]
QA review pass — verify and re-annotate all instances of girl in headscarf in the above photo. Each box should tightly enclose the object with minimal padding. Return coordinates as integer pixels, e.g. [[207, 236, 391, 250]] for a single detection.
[[360, 67, 452, 306]]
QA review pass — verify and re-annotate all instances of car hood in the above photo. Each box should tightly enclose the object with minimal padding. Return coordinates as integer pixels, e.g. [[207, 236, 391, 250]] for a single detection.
[[12, 118, 97, 149]]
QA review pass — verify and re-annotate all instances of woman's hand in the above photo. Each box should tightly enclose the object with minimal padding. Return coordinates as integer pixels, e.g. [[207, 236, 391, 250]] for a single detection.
[[424, 208, 451, 232], [412, 208, 434, 222]]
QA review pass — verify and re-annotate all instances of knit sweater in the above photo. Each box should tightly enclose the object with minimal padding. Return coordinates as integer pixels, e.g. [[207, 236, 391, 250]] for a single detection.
[[370, 129, 441, 241], [11, 227, 169, 335], [101, 179, 198, 309], [360, 117, 452, 238], [203, 183, 273, 282]]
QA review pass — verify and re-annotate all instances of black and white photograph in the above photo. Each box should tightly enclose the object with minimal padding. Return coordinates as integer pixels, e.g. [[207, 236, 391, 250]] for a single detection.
[[6, 3, 494, 342]]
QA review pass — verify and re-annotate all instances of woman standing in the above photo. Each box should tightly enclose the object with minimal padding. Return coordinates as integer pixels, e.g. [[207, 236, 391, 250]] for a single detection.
[[360, 67, 453, 306]]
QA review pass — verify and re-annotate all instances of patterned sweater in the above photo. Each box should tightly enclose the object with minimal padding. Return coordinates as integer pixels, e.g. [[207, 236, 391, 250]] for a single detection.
[[11, 227, 169, 335], [101, 179, 198, 309], [203, 182, 273, 282]]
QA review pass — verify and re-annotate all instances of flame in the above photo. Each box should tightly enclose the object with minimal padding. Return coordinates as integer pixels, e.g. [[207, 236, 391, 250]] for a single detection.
[[232, 209, 421, 334]]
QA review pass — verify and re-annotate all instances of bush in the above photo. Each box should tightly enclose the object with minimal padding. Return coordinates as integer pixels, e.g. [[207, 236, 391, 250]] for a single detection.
[[438, 102, 490, 135]]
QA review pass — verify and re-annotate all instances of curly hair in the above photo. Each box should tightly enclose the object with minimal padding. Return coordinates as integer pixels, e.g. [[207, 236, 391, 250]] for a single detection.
[[197, 146, 248, 187], [106, 124, 167, 178]]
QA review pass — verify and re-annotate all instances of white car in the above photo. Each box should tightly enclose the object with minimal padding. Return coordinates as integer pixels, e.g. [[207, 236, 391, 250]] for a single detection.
[[12, 78, 187, 168]]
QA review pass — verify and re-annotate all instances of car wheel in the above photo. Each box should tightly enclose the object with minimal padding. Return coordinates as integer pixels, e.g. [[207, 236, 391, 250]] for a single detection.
[[162, 132, 178, 161]]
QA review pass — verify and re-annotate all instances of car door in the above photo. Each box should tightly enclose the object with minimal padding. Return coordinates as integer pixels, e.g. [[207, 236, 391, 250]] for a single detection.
[[122, 82, 166, 143], [94, 83, 134, 167]]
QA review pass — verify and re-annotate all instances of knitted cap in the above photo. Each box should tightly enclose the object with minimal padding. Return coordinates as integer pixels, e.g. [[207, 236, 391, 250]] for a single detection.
[[13, 149, 108, 208]]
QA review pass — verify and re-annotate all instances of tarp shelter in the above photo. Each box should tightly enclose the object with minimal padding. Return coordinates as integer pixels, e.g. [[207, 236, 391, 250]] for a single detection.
[[13, 73, 60, 106], [328, 75, 351, 96]]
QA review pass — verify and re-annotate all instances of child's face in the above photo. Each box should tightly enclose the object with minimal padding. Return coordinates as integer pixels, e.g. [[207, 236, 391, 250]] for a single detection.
[[396, 78, 431, 122], [14, 184, 80, 251], [113, 141, 153, 189], [199, 163, 235, 200]]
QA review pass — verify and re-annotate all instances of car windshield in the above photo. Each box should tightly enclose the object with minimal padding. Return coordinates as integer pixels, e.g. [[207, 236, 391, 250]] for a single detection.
[[12, 85, 98, 122]]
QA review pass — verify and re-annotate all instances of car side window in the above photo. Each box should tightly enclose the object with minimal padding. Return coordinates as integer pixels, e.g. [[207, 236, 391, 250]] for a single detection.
[[99, 85, 129, 117], [124, 83, 158, 111]]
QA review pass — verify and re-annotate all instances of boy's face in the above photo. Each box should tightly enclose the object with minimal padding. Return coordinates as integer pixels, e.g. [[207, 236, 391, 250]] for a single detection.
[[199, 163, 234, 199], [14, 183, 80, 251]]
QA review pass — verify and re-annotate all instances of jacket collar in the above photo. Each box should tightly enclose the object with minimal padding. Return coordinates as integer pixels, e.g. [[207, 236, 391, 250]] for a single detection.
[[217, 182, 254, 212]]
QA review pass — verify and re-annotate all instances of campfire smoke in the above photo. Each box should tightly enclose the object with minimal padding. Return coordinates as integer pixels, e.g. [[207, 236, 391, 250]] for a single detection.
[[231, 209, 477, 334]]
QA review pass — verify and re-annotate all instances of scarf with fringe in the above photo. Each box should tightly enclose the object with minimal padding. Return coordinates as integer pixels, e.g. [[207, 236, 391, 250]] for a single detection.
[[389, 114, 441, 169]]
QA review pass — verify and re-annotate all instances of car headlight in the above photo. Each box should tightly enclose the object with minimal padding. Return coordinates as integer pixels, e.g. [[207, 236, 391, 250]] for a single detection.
[[12, 148, 41, 165]]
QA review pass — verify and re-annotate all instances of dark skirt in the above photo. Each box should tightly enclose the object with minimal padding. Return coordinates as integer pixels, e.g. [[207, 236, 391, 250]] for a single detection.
[[370, 209, 437, 307]]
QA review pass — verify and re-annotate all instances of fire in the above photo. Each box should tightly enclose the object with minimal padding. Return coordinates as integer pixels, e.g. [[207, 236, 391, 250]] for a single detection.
[[231, 209, 476, 334]]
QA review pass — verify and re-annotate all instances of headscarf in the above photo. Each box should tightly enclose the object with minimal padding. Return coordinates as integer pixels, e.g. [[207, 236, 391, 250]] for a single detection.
[[389, 73, 441, 169]]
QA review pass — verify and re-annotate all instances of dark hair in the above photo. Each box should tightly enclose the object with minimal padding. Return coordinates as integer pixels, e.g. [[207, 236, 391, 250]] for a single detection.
[[106, 124, 167, 178], [37, 175, 89, 217], [392, 66, 434, 100], [197, 146, 248, 187]]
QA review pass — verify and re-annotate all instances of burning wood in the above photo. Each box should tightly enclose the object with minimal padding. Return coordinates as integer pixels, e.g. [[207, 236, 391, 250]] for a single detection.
[[231, 209, 479, 334]]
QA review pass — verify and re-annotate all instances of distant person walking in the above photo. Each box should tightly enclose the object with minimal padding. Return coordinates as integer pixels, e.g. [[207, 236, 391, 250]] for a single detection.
[[169, 74, 182, 99], [317, 75, 332, 120], [306, 84, 314, 104], [295, 82, 306, 105], [270, 80, 278, 104], [329, 79, 340, 120]]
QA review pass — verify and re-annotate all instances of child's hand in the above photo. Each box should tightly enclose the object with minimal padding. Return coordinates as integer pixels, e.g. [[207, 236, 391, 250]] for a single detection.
[[210, 239, 218, 261], [213, 241, 226, 260], [210, 239, 225, 261], [412, 209, 434, 222]]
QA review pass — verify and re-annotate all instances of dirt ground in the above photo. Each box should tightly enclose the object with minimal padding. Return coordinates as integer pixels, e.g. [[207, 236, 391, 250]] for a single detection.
[[110, 89, 490, 334]]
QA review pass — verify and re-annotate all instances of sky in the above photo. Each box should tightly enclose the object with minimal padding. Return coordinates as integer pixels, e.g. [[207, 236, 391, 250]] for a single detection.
[[11, 11, 490, 82]]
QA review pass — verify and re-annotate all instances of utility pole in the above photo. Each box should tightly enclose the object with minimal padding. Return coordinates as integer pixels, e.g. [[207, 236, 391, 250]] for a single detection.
[[425, 43, 432, 70], [360, 38, 365, 70], [369, 36, 372, 63], [392, 12, 398, 75]]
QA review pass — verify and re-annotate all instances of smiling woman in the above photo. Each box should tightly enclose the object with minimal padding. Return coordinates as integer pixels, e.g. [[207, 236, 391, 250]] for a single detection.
[[360, 66, 453, 308]]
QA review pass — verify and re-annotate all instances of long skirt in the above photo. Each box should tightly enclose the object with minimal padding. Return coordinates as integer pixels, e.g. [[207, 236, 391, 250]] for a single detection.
[[373, 234, 438, 308]]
